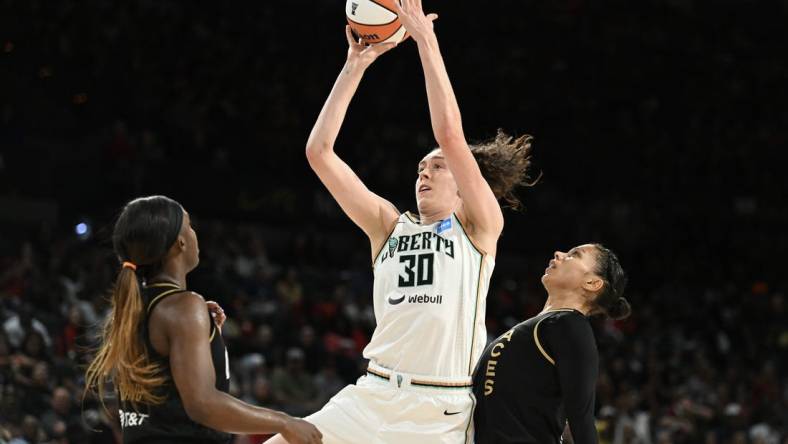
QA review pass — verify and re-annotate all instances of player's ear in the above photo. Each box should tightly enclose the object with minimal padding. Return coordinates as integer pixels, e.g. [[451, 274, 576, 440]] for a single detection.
[[177, 235, 187, 252], [582, 275, 604, 293]]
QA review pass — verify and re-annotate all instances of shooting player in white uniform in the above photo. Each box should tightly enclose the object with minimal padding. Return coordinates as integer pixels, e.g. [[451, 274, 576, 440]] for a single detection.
[[268, 1, 536, 442]]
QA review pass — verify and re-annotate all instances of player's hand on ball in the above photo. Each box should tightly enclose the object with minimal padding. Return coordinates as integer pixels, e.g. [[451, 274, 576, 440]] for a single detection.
[[281, 417, 323, 444], [345, 25, 397, 70], [206, 300, 226, 330], [394, 0, 438, 43]]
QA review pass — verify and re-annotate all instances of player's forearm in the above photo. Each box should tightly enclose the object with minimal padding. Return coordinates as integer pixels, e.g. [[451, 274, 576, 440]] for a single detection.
[[306, 62, 366, 157], [415, 35, 466, 148], [560, 362, 599, 443], [187, 390, 290, 435]]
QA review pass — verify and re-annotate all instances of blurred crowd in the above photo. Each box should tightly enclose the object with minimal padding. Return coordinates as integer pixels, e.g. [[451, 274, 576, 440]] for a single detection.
[[0, 218, 785, 444], [1, 0, 786, 443]]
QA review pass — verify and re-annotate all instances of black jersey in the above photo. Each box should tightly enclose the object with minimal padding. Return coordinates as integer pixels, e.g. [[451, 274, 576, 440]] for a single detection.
[[119, 283, 232, 444], [472, 309, 599, 444]]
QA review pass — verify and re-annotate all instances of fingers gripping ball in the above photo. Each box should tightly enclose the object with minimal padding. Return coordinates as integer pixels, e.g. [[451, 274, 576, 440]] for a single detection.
[[346, 0, 408, 44]]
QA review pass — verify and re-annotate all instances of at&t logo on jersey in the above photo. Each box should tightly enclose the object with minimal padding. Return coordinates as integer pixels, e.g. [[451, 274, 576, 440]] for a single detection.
[[119, 409, 150, 428], [387, 293, 444, 305]]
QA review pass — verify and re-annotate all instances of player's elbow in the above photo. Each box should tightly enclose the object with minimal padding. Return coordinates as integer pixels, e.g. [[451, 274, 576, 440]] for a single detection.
[[305, 142, 331, 167], [181, 393, 215, 426], [433, 127, 465, 150]]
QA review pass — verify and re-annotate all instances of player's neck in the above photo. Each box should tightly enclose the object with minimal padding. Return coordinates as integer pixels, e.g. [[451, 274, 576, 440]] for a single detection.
[[418, 204, 457, 225], [542, 292, 590, 316], [149, 265, 188, 289], [419, 211, 452, 225]]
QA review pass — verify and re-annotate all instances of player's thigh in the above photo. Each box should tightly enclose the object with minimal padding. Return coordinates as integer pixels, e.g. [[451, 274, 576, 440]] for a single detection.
[[304, 398, 371, 444], [375, 390, 475, 443]]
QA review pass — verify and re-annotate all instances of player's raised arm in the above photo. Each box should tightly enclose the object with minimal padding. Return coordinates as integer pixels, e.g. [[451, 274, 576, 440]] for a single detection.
[[395, 0, 504, 252], [305, 27, 400, 254]]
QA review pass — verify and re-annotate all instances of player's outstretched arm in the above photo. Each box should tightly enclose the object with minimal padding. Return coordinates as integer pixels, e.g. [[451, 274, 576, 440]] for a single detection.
[[396, 0, 504, 251], [306, 27, 400, 254], [159, 292, 322, 443]]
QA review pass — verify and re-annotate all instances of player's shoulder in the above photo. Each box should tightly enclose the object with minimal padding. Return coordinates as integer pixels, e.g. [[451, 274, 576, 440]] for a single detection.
[[541, 310, 592, 333], [153, 291, 209, 320], [158, 289, 205, 304], [545, 309, 586, 320], [538, 310, 597, 358]]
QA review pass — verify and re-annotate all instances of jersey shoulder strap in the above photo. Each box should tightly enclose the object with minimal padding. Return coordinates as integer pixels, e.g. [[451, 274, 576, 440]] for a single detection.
[[144, 283, 189, 315]]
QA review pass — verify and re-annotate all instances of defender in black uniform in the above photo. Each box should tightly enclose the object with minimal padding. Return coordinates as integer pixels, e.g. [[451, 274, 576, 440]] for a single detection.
[[473, 244, 629, 444], [118, 282, 232, 444], [84, 196, 322, 444]]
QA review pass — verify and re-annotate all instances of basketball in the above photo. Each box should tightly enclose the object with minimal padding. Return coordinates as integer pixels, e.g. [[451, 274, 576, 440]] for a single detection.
[[346, 0, 408, 44]]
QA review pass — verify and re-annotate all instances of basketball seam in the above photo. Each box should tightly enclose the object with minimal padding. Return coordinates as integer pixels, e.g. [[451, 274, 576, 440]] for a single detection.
[[347, 20, 403, 44], [390, 25, 406, 42], [388, 24, 405, 42], [347, 15, 398, 28], [369, 0, 399, 15]]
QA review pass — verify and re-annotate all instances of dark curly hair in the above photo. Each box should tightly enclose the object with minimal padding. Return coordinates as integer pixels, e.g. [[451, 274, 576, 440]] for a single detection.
[[469, 129, 540, 210]]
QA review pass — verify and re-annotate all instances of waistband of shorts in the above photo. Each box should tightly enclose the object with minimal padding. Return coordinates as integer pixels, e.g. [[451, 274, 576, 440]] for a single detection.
[[366, 361, 473, 390]]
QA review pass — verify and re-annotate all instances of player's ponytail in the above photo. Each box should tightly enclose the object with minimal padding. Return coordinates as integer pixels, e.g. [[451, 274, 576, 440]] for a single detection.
[[85, 265, 167, 408], [470, 129, 541, 210], [591, 244, 631, 320], [84, 195, 184, 409]]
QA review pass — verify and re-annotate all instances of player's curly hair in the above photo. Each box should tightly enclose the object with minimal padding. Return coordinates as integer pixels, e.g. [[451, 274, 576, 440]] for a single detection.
[[470, 129, 540, 210]]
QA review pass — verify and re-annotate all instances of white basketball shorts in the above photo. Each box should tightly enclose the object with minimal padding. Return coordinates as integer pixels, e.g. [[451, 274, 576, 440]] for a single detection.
[[306, 364, 476, 444]]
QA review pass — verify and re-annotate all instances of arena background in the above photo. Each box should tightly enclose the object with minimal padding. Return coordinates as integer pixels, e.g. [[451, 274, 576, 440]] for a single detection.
[[1, 0, 786, 443]]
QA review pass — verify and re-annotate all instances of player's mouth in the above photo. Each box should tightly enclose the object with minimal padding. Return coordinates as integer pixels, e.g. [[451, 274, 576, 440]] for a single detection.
[[418, 185, 432, 194]]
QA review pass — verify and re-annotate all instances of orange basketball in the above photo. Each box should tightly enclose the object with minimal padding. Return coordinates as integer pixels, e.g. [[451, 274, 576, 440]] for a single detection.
[[346, 0, 408, 44]]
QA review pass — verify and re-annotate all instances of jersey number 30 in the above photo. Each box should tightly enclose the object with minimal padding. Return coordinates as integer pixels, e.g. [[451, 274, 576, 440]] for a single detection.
[[398, 253, 434, 287]]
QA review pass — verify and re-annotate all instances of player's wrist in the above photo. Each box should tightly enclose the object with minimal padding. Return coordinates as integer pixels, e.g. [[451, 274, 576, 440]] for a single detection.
[[343, 58, 369, 74], [280, 415, 307, 438], [414, 32, 439, 49], [268, 411, 293, 434]]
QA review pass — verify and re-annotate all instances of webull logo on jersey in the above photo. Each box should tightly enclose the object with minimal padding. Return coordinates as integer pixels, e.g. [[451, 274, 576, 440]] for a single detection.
[[388, 293, 444, 305], [380, 231, 454, 262]]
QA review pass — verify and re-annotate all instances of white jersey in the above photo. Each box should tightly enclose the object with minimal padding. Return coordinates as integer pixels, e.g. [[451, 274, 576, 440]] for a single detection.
[[363, 212, 495, 378]]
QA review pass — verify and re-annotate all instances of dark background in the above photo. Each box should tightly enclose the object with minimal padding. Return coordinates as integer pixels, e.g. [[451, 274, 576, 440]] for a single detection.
[[1, 0, 786, 443]]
